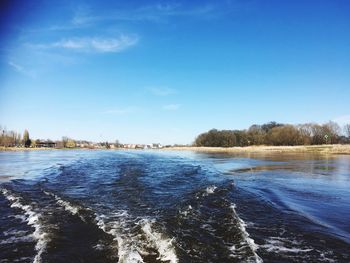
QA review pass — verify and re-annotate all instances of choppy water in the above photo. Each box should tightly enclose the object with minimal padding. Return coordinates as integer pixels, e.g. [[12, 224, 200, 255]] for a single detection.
[[0, 150, 349, 263]]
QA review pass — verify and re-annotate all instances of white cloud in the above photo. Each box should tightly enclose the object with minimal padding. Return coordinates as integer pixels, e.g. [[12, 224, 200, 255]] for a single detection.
[[148, 87, 176, 96], [8, 61, 36, 78], [163, 104, 181, 111], [333, 115, 350, 126], [33, 35, 138, 53]]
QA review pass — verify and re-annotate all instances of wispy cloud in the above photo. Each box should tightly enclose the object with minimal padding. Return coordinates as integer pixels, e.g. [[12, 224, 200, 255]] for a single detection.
[[26, 2, 235, 34], [8, 61, 36, 78], [103, 107, 139, 115], [134, 3, 217, 21], [148, 87, 176, 96], [25, 24, 86, 33], [31, 35, 138, 53], [163, 104, 181, 111], [72, 3, 220, 25]]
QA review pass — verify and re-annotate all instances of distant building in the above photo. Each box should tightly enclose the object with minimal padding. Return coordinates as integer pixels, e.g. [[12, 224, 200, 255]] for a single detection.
[[120, 143, 163, 149], [127, 144, 136, 149], [109, 144, 116, 149], [36, 140, 57, 148], [76, 140, 92, 148], [152, 143, 162, 149]]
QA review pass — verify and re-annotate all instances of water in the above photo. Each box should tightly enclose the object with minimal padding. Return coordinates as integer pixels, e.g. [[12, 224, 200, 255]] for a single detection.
[[0, 150, 349, 263]]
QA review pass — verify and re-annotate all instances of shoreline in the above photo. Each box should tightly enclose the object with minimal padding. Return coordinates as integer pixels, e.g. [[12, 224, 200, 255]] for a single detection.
[[0, 147, 84, 151], [162, 144, 350, 155], [1, 144, 350, 155]]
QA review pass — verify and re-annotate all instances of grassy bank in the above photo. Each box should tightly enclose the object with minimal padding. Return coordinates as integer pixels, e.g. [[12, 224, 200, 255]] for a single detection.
[[163, 144, 350, 155]]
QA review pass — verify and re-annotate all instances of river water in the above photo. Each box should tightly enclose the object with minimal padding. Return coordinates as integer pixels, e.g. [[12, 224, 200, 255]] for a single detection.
[[0, 150, 349, 263]]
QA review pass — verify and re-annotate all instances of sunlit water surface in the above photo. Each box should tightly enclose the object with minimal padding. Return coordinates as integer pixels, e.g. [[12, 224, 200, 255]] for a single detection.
[[0, 150, 349, 263]]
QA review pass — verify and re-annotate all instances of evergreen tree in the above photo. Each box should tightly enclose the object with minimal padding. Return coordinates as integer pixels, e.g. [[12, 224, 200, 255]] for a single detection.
[[23, 129, 31, 147]]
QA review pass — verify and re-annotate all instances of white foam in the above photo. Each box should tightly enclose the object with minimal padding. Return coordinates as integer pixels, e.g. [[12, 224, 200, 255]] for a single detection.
[[95, 212, 144, 263], [57, 199, 79, 214], [119, 248, 144, 263], [204, 185, 217, 195], [44, 191, 151, 262], [0, 235, 33, 245], [43, 191, 86, 222], [319, 252, 336, 263], [8, 214, 27, 222], [13, 256, 33, 262], [3, 229, 29, 236], [1, 229, 32, 245], [179, 205, 193, 217], [230, 204, 263, 263], [261, 237, 313, 253], [1, 188, 49, 263], [139, 218, 178, 263], [94, 211, 178, 263], [93, 243, 105, 251]]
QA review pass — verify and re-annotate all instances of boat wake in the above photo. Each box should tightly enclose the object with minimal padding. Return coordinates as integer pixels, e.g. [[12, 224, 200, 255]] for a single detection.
[[2, 151, 349, 262], [170, 183, 264, 262], [1, 188, 50, 263], [139, 218, 178, 263], [229, 204, 263, 263], [96, 211, 178, 263], [42, 189, 179, 263], [43, 190, 89, 223]]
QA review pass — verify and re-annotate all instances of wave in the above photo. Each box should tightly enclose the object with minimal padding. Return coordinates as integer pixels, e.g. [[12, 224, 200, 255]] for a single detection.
[[260, 237, 337, 262], [95, 211, 144, 263], [95, 211, 179, 263], [230, 204, 263, 263], [1, 188, 50, 263], [261, 237, 313, 254], [42, 190, 88, 222], [0, 234, 33, 245], [1, 229, 32, 247], [204, 185, 217, 195], [40, 191, 148, 262], [139, 218, 178, 263], [178, 205, 193, 217], [7, 214, 27, 223]]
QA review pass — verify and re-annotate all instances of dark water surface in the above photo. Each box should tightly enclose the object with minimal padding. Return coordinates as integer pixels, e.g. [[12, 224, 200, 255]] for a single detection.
[[0, 150, 349, 263]]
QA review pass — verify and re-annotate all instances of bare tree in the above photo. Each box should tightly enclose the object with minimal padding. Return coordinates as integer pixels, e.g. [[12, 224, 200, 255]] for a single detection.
[[344, 124, 350, 138], [322, 121, 341, 144]]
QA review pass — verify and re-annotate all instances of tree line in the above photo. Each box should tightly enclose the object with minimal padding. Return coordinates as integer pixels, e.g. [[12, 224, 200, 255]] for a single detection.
[[194, 121, 350, 147], [0, 126, 30, 147], [0, 126, 119, 149], [0, 126, 74, 148]]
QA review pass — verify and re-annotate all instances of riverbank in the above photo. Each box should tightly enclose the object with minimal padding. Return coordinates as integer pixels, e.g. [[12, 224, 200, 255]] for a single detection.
[[0, 147, 76, 151], [2, 144, 350, 155], [163, 144, 350, 155]]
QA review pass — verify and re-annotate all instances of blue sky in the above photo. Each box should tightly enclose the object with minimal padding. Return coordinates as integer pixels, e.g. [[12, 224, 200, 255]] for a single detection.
[[0, 0, 350, 144]]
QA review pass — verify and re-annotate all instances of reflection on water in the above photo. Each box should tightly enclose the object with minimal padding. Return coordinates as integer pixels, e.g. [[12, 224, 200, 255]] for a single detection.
[[0, 150, 349, 262]]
